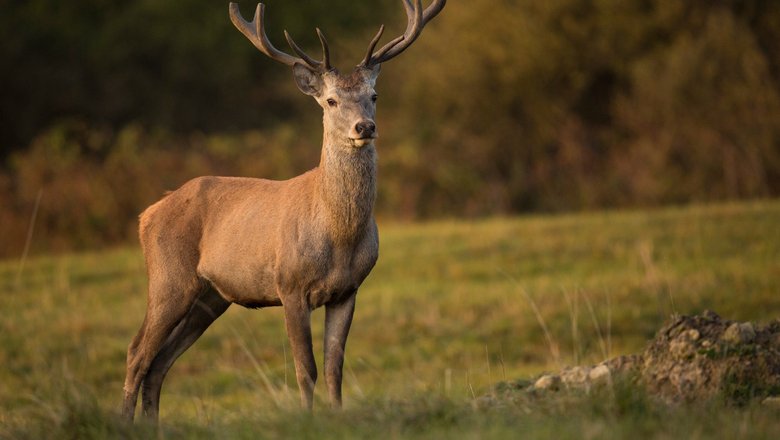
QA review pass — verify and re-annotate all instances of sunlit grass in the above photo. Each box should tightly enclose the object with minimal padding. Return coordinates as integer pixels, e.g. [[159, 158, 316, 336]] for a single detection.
[[1, 199, 779, 437]]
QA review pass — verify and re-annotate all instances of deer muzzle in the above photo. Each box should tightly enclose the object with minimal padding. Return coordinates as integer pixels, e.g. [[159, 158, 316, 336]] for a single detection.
[[349, 120, 377, 148]]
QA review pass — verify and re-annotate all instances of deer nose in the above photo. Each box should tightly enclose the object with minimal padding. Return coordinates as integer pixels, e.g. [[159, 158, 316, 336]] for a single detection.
[[354, 120, 376, 138]]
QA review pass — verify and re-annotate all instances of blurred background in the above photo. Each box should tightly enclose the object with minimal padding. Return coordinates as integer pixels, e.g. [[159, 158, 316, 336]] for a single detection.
[[1, 0, 779, 257]]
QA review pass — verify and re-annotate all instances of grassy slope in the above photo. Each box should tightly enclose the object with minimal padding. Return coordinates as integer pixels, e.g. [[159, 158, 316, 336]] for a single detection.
[[1, 200, 779, 438]]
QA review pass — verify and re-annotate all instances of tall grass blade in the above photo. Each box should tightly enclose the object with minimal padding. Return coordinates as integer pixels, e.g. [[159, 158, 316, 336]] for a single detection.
[[500, 269, 561, 367], [15, 188, 42, 288]]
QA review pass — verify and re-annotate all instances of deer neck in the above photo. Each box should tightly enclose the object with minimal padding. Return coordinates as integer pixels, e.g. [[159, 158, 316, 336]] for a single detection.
[[317, 136, 377, 243]]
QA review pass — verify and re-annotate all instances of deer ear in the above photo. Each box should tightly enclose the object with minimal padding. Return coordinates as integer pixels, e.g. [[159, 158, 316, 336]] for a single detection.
[[292, 63, 323, 97]]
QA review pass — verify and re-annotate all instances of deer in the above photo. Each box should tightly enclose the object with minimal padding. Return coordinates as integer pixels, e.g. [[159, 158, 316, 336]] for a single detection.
[[121, 0, 446, 423]]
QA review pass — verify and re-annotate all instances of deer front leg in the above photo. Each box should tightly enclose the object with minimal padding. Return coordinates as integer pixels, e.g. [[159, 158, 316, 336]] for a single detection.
[[282, 298, 317, 410], [324, 294, 356, 408]]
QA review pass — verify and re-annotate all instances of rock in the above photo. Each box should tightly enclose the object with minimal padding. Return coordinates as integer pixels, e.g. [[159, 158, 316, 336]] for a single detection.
[[688, 329, 701, 341], [534, 374, 560, 390], [722, 322, 756, 344], [604, 354, 642, 376], [589, 364, 611, 384], [669, 339, 697, 358], [561, 366, 591, 388]]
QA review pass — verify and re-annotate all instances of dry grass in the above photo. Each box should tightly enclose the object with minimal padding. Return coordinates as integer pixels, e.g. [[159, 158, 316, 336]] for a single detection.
[[1, 200, 779, 437]]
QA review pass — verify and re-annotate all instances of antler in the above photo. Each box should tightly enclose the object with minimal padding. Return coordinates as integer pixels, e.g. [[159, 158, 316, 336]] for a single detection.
[[360, 0, 446, 67], [229, 2, 332, 72]]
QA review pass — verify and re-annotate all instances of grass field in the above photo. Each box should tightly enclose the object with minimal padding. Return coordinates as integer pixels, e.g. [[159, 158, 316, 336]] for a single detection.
[[1, 200, 779, 438]]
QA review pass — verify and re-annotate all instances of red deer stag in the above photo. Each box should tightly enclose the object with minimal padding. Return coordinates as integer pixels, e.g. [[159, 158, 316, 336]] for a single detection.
[[121, 0, 446, 422]]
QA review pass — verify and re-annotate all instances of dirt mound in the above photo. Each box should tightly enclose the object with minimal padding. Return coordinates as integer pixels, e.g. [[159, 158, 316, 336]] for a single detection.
[[641, 310, 780, 403], [521, 311, 780, 404]]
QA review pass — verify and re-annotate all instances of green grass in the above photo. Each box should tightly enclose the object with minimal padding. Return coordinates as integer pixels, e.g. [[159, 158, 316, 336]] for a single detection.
[[1, 200, 779, 438]]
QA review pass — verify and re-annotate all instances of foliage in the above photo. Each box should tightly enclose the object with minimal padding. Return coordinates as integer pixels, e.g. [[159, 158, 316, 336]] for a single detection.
[[2, 0, 780, 255], [0, 0, 395, 151], [382, 0, 780, 215], [0, 121, 322, 256], [1, 200, 779, 437]]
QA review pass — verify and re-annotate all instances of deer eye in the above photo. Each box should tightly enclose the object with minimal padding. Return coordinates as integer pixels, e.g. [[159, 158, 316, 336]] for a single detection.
[[371, 94, 378, 103], [326, 98, 338, 107]]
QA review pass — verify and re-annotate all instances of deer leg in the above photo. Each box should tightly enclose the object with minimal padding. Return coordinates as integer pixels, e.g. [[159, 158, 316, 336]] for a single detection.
[[122, 318, 150, 421], [323, 294, 356, 408], [141, 286, 230, 422], [282, 297, 317, 410], [121, 280, 199, 422]]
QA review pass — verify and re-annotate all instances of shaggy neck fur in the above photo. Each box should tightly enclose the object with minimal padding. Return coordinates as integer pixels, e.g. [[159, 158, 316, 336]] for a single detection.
[[317, 136, 377, 244]]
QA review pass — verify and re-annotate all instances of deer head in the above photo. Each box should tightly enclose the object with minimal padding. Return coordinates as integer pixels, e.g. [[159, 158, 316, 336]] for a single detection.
[[228, 1, 446, 149]]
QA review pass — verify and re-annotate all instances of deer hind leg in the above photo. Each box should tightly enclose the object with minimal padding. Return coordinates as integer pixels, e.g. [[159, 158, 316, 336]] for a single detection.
[[141, 285, 229, 421], [121, 275, 203, 422]]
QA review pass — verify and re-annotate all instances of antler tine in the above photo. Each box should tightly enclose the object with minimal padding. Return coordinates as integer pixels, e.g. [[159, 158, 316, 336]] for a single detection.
[[370, 35, 404, 63], [369, 0, 422, 62], [284, 30, 322, 69], [360, 0, 446, 67], [316, 28, 333, 71], [229, 2, 326, 71], [401, 0, 415, 17], [421, 0, 447, 23], [360, 25, 385, 67], [229, 3, 298, 66]]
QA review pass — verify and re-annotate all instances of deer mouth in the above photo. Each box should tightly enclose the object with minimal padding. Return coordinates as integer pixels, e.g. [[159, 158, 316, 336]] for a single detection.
[[349, 136, 376, 148]]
